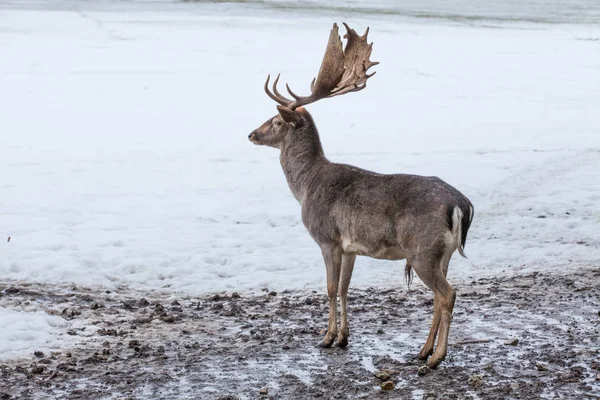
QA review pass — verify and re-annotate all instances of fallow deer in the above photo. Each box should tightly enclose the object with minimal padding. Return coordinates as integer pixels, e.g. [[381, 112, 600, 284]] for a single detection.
[[248, 23, 473, 368]]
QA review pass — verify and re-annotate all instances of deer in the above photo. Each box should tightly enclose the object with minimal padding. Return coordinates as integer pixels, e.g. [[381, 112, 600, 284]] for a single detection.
[[248, 23, 474, 369]]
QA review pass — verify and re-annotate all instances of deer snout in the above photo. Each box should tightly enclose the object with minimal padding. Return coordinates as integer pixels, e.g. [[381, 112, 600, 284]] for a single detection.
[[248, 130, 256, 139], [248, 130, 259, 143]]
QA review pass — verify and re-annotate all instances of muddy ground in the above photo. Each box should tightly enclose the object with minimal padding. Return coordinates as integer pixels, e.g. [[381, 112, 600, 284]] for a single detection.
[[1, 268, 599, 400]]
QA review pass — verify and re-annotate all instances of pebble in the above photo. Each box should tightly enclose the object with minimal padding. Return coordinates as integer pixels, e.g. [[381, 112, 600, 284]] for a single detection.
[[268, 291, 277, 296], [34, 351, 44, 358], [259, 387, 268, 395], [380, 381, 395, 390], [536, 363, 548, 371], [138, 298, 150, 307], [374, 371, 390, 380], [504, 338, 519, 346], [467, 375, 483, 388], [160, 315, 176, 323], [231, 292, 241, 299], [418, 365, 431, 376]]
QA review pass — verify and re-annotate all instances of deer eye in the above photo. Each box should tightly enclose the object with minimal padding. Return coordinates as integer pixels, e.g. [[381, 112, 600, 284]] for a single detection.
[[273, 120, 282, 127]]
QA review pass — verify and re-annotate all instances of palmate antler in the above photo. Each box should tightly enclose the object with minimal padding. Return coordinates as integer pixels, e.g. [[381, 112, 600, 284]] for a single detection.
[[265, 22, 378, 110]]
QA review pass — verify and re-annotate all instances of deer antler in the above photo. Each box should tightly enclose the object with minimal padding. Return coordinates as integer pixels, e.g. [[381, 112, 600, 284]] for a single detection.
[[264, 22, 378, 110]]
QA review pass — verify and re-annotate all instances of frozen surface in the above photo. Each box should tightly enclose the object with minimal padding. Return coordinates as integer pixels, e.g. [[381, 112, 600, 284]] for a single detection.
[[1, 1, 600, 304], [0, 307, 73, 360]]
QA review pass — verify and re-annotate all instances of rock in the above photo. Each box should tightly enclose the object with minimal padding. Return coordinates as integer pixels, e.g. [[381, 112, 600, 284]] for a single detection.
[[138, 298, 150, 307], [483, 363, 493, 371], [5, 287, 19, 294], [171, 300, 181, 306], [596, 373, 600, 381], [504, 338, 519, 346], [467, 375, 483, 388], [211, 294, 222, 301], [90, 302, 102, 310], [128, 340, 141, 348], [380, 381, 395, 390], [34, 351, 44, 358], [31, 365, 45, 374], [160, 315, 176, 323], [231, 292, 241, 299], [536, 363, 548, 371], [259, 387, 268, 395], [418, 365, 431, 376], [0, 392, 11, 399], [374, 370, 390, 380]]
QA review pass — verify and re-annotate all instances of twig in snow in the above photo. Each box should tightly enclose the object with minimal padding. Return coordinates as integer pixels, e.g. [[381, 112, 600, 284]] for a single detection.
[[449, 339, 491, 347]]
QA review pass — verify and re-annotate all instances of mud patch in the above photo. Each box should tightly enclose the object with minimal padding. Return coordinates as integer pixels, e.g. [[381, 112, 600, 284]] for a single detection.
[[1, 268, 599, 399]]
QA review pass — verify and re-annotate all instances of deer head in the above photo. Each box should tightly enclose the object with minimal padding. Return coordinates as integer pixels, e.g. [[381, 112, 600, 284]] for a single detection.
[[248, 22, 378, 149]]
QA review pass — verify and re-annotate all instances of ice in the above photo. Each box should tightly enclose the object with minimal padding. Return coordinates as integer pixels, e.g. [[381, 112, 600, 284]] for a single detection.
[[1, 2, 599, 299]]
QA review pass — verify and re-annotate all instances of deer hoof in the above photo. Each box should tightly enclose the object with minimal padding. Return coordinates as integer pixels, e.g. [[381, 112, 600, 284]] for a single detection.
[[317, 339, 333, 349], [334, 337, 349, 348], [426, 355, 445, 369], [416, 349, 433, 360]]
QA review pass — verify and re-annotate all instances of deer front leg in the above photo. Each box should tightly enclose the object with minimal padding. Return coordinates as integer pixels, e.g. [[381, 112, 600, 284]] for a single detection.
[[335, 253, 356, 347], [317, 245, 342, 348]]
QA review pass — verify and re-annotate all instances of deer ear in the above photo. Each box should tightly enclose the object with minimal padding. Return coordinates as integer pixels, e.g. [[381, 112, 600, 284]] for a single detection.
[[276, 106, 301, 126]]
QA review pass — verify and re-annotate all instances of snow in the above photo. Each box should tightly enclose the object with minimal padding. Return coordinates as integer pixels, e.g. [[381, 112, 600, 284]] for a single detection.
[[0, 307, 73, 360], [1, 0, 599, 303]]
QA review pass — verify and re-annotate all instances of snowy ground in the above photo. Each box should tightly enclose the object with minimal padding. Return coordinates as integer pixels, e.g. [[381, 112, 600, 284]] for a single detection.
[[1, 0, 600, 363]]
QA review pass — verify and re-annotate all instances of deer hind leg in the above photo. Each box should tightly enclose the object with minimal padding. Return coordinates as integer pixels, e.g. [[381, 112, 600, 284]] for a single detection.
[[412, 252, 456, 368], [317, 245, 342, 348], [417, 294, 441, 360], [416, 261, 449, 360], [335, 253, 356, 347]]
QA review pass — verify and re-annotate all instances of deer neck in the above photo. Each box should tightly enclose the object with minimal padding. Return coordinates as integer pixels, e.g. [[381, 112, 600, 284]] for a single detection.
[[280, 124, 327, 202]]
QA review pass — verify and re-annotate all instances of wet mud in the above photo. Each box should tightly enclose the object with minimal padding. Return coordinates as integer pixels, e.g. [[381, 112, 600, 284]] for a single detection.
[[1, 268, 599, 399]]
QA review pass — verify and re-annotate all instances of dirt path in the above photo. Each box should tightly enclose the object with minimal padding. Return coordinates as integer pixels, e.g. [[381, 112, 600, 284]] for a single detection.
[[1, 268, 599, 399]]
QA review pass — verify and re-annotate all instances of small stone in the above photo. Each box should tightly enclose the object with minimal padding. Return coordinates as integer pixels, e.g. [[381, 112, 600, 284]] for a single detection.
[[536, 363, 548, 371], [128, 340, 141, 348], [90, 302, 102, 310], [282, 345, 290, 350], [376, 329, 384, 334], [5, 287, 19, 294], [171, 300, 181, 306], [418, 365, 431, 376], [138, 298, 150, 307], [160, 315, 176, 323], [374, 370, 390, 380], [483, 363, 493, 371], [259, 387, 268, 395], [268, 291, 277, 296], [31, 365, 45, 374], [380, 381, 395, 391], [504, 338, 519, 346], [34, 351, 45, 358], [211, 294, 221, 301], [467, 374, 483, 388], [596, 373, 600, 381], [231, 292, 241, 299]]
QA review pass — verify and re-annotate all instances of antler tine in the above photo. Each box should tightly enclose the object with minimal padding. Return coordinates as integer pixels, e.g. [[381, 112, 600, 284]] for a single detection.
[[264, 74, 289, 106], [285, 83, 302, 101], [272, 74, 292, 103]]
